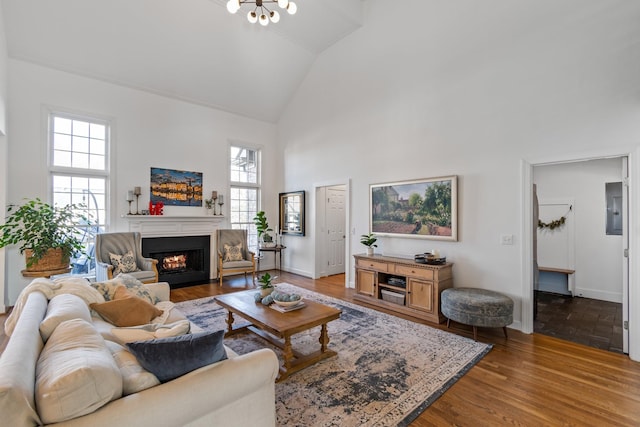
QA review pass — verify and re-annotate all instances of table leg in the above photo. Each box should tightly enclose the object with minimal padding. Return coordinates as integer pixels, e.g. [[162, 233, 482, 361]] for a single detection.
[[257, 250, 261, 272], [283, 335, 294, 371], [319, 323, 330, 353], [225, 311, 235, 334]]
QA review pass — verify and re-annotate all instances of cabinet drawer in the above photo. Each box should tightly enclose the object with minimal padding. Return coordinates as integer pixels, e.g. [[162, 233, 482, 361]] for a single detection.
[[356, 259, 389, 272], [394, 264, 433, 280]]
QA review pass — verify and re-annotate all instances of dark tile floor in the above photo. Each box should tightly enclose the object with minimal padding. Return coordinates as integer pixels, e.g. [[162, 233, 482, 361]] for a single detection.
[[534, 291, 624, 354]]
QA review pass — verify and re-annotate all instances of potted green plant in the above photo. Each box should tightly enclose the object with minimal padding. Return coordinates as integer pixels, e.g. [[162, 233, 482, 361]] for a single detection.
[[253, 210, 275, 247], [257, 272, 274, 296], [0, 198, 92, 274], [204, 198, 214, 214], [360, 233, 378, 256]]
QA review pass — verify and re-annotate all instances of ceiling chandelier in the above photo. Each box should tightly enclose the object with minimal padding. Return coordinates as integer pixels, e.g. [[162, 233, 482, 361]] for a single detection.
[[226, 0, 297, 26]]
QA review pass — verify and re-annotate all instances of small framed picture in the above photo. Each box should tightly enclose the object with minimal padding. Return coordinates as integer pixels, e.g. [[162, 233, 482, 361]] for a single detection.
[[279, 191, 305, 236]]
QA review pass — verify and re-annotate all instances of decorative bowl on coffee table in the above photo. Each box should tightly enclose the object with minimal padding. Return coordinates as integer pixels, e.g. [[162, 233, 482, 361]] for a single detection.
[[274, 297, 304, 307]]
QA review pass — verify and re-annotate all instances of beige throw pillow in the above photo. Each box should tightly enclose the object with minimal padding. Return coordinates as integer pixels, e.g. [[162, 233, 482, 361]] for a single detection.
[[90, 291, 163, 327], [109, 250, 138, 275], [35, 319, 122, 424], [223, 243, 244, 262]]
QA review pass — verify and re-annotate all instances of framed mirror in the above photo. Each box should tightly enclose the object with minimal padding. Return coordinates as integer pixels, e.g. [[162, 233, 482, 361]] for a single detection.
[[279, 191, 305, 236]]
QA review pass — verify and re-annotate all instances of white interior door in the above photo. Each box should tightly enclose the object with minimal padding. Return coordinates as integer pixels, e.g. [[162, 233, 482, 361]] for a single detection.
[[622, 157, 629, 353], [326, 185, 346, 276]]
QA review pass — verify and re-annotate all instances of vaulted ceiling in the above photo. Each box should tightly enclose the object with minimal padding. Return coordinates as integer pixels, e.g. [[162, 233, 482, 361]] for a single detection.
[[1, 0, 364, 122]]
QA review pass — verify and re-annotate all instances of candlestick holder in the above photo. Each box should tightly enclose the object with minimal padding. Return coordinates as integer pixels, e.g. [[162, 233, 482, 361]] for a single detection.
[[217, 199, 224, 216], [135, 194, 141, 215], [212, 196, 218, 215], [133, 186, 142, 215]]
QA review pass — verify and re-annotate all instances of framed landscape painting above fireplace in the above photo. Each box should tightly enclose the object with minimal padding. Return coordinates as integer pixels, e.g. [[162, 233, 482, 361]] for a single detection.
[[150, 167, 203, 206], [370, 176, 458, 241]]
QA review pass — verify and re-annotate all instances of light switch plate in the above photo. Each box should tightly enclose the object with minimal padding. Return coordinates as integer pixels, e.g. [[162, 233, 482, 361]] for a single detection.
[[501, 234, 514, 245]]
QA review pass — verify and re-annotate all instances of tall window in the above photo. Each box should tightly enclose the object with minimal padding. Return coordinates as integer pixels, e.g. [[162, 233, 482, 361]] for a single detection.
[[229, 144, 260, 251], [49, 113, 109, 274]]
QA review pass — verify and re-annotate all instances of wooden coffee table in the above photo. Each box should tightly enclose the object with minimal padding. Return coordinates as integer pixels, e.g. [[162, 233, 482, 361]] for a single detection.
[[215, 290, 342, 382]]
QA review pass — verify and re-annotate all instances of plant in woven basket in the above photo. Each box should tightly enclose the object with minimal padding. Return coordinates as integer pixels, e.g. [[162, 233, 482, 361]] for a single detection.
[[0, 198, 92, 270]]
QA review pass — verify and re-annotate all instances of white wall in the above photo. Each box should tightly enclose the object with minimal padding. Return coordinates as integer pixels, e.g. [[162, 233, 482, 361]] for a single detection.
[[534, 158, 624, 302], [277, 0, 640, 332], [0, 2, 8, 312], [5, 60, 279, 304]]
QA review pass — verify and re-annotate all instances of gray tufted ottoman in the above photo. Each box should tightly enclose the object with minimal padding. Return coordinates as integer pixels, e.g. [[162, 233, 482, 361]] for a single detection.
[[441, 288, 513, 341]]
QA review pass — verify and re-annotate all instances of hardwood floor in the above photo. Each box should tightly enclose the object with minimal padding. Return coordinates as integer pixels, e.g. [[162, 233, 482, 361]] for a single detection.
[[2, 272, 640, 426]]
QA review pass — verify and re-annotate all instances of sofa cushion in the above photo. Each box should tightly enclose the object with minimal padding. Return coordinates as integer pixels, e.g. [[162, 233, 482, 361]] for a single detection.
[[91, 274, 158, 304], [126, 330, 227, 383], [39, 294, 92, 342], [36, 318, 122, 424], [104, 341, 160, 395], [109, 250, 138, 275], [90, 294, 163, 327]]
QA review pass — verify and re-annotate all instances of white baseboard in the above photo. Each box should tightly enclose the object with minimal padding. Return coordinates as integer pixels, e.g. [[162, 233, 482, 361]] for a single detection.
[[574, 287, 622, 303]]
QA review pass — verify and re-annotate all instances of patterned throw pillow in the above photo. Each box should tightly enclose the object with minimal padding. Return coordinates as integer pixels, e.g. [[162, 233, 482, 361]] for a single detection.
[[91, 274, 158, 304], [223, 243, 244, 262], [109, 250, 138, 275]]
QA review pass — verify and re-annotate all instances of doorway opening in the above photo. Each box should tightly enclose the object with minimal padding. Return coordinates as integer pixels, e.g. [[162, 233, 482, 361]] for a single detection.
[[532, 157, 628, 354]]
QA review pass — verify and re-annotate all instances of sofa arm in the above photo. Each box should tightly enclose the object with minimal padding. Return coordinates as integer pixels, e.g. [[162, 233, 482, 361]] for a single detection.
[[55, 349, 279, 427], [143, 282, 171, 302]]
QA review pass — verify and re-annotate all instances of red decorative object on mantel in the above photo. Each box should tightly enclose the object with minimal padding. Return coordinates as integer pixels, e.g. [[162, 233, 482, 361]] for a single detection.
[[148, 201, 164, 215]]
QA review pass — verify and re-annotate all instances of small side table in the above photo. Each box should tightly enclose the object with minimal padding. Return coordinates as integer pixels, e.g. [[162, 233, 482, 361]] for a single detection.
[[21, 267, 71, 278], [257, 245, 286, 274]]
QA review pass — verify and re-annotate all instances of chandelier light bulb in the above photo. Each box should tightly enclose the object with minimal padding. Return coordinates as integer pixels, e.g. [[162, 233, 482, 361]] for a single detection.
[[226, 0, 240, 14], [286, 1, 297, 15], [277, 0, 289, 8], [247, 10, 258, 23], [259, 13, 269, 26], [270, 10, 280, 23]]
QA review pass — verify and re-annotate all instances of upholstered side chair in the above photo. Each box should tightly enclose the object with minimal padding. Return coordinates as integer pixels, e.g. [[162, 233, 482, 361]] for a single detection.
[[217, 229, 256, 285], [95, 232, 159, 283]]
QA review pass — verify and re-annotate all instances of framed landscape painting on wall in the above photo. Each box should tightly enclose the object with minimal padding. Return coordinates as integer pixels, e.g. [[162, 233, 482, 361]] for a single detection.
[[370, 176, 458, 241], [150, 167, 203, 206]]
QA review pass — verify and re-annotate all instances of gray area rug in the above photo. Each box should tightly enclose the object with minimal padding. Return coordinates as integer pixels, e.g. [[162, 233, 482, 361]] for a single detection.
[[176, 283, 492, 426]]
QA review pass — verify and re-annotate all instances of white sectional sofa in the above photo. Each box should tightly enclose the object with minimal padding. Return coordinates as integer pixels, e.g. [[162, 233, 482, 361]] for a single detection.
[[0, 279, 279, 427]]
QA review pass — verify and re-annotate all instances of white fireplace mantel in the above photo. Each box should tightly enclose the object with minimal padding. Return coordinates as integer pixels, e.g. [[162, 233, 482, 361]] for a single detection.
[[124, 215, 226, 280], [124, 215, 226, 238]]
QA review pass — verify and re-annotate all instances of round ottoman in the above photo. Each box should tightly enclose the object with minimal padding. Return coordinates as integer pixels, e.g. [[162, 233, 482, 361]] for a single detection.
[[441, 288, 514, 341]]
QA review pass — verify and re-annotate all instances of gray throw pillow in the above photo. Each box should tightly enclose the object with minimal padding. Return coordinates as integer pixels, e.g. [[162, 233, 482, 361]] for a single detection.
[[126, 330, 227, 383]]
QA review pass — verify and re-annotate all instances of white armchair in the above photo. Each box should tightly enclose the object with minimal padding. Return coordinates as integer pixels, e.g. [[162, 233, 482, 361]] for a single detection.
[[94, 232, 159, 283]]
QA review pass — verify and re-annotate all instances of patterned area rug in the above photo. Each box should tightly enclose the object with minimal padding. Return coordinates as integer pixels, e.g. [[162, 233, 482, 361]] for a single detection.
[[176, 283, 491, 426]]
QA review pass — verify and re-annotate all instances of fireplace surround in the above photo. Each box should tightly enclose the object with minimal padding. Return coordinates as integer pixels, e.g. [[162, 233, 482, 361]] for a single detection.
[[126, 215, 224, 288], [142, 235, 210, 288]]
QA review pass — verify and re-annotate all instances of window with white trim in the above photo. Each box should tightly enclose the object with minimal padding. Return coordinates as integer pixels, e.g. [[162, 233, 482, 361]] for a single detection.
[[229, 144, 260, 252], [49, 113, 109, 274]]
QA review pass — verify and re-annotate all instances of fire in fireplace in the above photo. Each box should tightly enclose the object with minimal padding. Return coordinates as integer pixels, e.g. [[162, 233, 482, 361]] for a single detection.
[[142, 235, 211, 288], [162, 254, 188, 272]]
